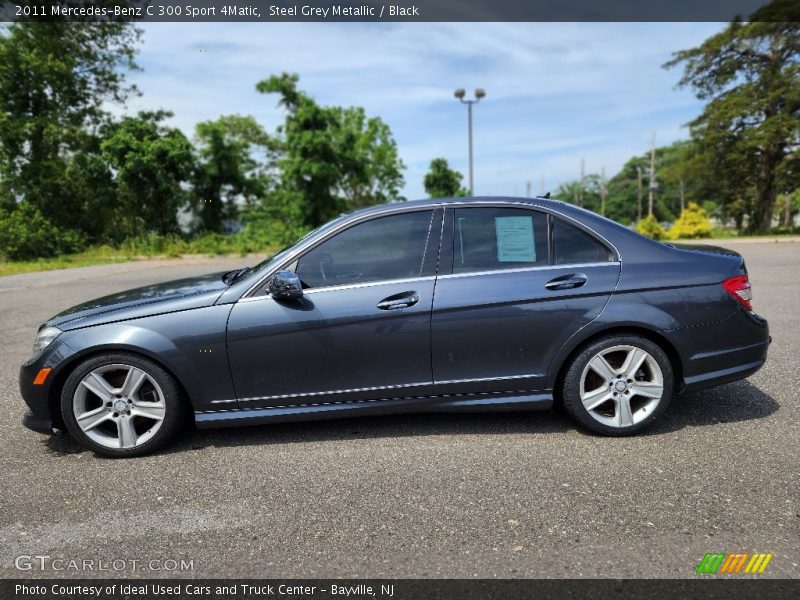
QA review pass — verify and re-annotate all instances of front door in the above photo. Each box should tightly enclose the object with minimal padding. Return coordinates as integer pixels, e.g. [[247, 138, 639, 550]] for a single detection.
[[226, 209, 440, 408], [431, 205, 621, 395]]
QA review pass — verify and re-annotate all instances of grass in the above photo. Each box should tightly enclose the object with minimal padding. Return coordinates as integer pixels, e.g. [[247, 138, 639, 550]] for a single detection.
[[0, 237, 280, 277]]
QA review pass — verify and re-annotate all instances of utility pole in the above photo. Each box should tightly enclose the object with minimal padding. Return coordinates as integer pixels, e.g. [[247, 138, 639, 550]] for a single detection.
[[636, 166, 643, 221], [578, 158, 585, 207], [679, 178, 685, 213], [526, 180, 531, 198], [600, 166, 606, 216], [648, 133, 656, 217]]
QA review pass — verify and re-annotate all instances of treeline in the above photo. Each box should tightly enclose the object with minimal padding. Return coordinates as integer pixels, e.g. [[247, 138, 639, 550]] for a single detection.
[[0, 22, 404, 260], [1, 5, 798, 261]]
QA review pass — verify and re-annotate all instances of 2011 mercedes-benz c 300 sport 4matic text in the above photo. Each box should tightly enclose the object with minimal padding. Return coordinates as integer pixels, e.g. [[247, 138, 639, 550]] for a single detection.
[[20, 197, 770, 457]]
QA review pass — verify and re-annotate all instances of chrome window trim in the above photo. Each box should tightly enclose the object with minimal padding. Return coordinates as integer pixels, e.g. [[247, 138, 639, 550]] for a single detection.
[[238, 198, 621, 301], [237, 275, 437, 303], [438, 261, 621, 281]]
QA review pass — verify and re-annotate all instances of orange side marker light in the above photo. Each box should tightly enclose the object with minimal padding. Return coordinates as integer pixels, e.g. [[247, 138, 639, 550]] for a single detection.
[[33, 368, 52, 385]]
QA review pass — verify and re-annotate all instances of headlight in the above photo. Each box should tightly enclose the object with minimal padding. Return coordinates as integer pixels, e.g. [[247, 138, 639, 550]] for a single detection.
[[32, 326, 61, 357]]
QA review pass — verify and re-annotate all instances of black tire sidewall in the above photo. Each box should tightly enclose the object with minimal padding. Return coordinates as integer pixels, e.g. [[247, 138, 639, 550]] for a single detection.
[[562, 334, 674, 436], [60, 352, 184, 457]]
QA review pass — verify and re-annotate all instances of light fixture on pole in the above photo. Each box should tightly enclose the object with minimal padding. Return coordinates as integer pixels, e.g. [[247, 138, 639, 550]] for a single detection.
[[454, 88, 485, 196]]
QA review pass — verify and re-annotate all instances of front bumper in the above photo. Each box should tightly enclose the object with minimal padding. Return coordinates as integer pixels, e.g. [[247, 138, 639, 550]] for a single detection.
[[19, 338, 75, 434]]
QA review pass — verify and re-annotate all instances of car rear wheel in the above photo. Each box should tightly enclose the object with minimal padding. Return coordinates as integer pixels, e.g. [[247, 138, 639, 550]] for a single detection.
[[562, 334, 674, 436], [61, 353, 185, 457]]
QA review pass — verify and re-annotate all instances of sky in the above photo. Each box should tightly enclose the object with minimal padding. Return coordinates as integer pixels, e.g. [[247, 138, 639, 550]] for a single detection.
[[124, 22, 724, 200]]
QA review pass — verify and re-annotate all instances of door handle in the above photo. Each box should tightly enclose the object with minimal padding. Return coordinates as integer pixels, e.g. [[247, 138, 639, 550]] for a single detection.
[[545, 273, 588, 291], [377, 292, 420, 310]]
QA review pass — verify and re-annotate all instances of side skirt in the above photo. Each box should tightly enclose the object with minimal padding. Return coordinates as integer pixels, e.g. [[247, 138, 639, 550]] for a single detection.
[[194, 390, 553, 429]]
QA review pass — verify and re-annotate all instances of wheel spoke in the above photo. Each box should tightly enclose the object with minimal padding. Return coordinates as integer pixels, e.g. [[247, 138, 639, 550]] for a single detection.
[[120, 367, 147, 398], [615, 396, 634, 427], [76, 406, 112, 432], [630, 381, 663, 399], [621, 348, 648, 379], [81, 372, 115, 402], [117, 417, 138, 449], [581, 386, 612, 411], [130, 402, 165, 422], [588, 355, 616, 381]]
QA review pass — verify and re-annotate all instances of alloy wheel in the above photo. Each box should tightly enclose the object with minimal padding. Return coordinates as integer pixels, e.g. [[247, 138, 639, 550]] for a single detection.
[[72, 363, 167, 450], [579, 344, 664, 428]]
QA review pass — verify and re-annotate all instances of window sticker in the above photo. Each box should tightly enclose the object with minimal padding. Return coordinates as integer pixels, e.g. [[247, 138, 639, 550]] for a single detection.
[[495, 216, 535, 262]]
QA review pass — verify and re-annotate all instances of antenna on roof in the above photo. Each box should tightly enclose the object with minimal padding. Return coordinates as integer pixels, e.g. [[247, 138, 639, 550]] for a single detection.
[[543, 192, 550, 199]]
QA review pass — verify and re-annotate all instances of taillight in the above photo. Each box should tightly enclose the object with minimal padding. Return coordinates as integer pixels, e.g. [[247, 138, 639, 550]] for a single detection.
[[723, 274, 752, 311]]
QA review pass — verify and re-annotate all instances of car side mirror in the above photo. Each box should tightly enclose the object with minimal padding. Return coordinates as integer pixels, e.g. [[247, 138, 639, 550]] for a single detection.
[[269, 270, 303, 300]]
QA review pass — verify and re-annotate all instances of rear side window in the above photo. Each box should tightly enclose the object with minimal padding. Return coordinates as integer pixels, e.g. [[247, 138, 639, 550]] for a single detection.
[[553, 218, 612, 265], [453, 207, 548, 274]]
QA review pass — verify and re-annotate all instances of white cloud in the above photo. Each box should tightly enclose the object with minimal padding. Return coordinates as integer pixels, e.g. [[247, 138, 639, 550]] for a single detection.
[[122, 21, 722, 199]]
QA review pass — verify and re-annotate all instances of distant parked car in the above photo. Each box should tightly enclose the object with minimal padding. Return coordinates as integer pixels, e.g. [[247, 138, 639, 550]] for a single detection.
[[20, 197, 769, 457]]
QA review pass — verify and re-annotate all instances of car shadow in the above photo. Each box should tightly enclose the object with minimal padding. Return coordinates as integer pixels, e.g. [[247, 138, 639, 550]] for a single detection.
[[41, 380, 779, 457], [645, 379, 779, 435]]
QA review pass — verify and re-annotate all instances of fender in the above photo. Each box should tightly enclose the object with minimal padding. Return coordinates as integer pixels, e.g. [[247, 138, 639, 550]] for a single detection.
[[545, 299, 683, 389], [57, 304, 236, 411]]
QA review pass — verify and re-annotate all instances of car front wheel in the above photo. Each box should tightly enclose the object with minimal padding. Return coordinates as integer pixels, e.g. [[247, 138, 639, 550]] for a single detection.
[[61, 353, 185, 457], [562, 334, 674, 436]]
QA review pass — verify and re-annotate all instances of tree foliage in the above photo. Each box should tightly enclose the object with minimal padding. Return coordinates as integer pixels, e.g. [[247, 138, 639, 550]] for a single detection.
[[192, 115, 271, 233], [669, 202, 712, 239], [635, 215, 667, 240], [256, 73, 404, 229], [664, 5, 800, 232], [0, 21, 140, 230], [423, 158, 467, 198], [101, 112, 195, 236]]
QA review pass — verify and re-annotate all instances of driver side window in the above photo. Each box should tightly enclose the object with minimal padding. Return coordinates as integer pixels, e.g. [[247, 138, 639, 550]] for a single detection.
[[295, 210, 434, 289]]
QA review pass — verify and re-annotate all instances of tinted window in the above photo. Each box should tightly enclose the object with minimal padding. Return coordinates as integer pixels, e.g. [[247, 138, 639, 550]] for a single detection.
[[553, 218, 611, 265], [453, 207, 548, 274], [295, 211, 433, 289]]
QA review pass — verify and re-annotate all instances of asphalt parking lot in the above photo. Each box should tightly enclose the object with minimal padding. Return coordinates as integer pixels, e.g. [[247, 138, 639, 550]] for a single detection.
[[0, 242, 798, 579]]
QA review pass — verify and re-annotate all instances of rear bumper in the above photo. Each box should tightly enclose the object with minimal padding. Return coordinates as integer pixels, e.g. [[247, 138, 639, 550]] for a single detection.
[[665, 309, 770, 394]]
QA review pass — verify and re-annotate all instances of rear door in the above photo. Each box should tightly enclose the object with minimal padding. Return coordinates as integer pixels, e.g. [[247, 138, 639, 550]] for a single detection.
[[431, 205, 620, 395]]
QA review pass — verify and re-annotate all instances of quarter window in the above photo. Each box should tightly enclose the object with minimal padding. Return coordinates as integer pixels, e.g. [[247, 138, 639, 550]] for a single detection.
[[553, 218, 612, 265], [452, 207, 549, 274], [294, 211, 433, 289]]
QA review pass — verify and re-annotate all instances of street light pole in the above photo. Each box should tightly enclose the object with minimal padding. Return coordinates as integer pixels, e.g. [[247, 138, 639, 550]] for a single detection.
[[454, 88, 485, 196]]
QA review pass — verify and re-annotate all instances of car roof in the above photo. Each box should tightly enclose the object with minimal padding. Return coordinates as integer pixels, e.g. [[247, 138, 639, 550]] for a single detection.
[[353, 195, 567, 216]]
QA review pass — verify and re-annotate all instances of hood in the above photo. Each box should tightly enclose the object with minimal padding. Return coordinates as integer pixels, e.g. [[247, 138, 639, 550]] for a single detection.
[[47, 272, 230, 330]]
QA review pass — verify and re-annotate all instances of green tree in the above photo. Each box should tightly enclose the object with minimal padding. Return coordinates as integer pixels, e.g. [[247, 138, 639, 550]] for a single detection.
[[423, 158, 467, 198], [101, 112, 194, 236], [192, 115, 271, 233], [665, 3, 800, 232], [0, 21, 140, 230], [256, 73, 405, 228]]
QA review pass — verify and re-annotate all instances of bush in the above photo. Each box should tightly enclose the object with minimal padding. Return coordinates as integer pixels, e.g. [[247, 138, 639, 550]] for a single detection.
[[669, 202, 712, 239], [0, 202, 86, 260], [635, 215, 667, 240]]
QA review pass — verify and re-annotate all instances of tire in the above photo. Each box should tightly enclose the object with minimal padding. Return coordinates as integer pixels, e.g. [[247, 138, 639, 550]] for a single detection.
[[562, 334, 674, 436], [60, 353, 185, 457]]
